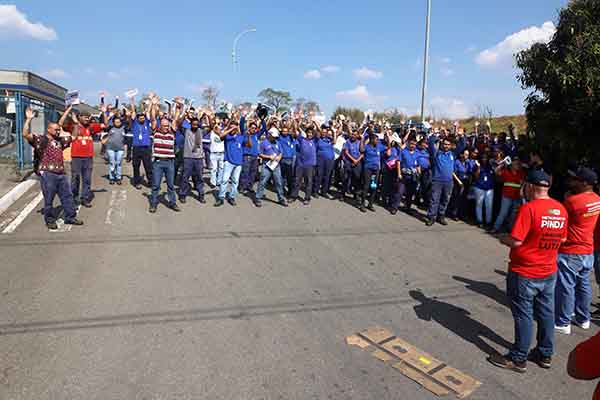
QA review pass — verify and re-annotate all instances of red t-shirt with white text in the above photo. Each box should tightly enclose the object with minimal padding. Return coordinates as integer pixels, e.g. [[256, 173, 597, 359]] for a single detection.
[[560, 192, 600, 255], [509, 198, 568, 278], [71, 123, 103, 158]]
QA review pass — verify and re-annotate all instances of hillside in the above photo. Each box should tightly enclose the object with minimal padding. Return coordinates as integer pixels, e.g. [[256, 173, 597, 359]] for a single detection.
[[457, 115, 527, 134]]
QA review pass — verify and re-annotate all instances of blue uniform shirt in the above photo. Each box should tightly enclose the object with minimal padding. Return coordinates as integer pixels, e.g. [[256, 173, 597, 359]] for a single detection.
[[416, 149, 431, 170], [454, 159, 470, 181], [474, 165, 495, 190], [224, 134, 245, 165], [296, 135, 317, 167], [343, 139, 361, 161], [363, 142, 386, 171], [316, 137, 335, 160], [132, 120, 152, 147], [400, 148, 418, 170], [260, 139, 282, 158], [429, 137, 455, 182], [278, 135, 297, 159]]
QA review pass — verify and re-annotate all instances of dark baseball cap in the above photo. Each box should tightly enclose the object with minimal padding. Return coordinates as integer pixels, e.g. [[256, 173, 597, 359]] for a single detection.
[[526, 170, 551, 187], [574, 167, 598, 185]]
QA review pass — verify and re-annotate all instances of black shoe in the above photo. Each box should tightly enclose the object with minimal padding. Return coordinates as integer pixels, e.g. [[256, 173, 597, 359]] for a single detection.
[[149, 205, 157, 213], [198, 195, 206, 204], [390, 208, 398, 215], [528, 350, 552, 369], [313, 193, 319, 199], [425, 218, 435, 226], [64, 218, 84, 226], [367, 203, 375, 212], [171, 204, 181, 212], [488, 353, 527, 373], [323, 193, 333, 200], [477, 223, 486, 229], [289, 197, 297, 204], [279, 199, 288, 207], [228, 198, 237, 206], [46, 221, 58, 230], [590, 309, 600, 321], [303, 199, 311, 206], [214, 199, 224, 207], [437, 217, 448, 226], [135, 184, 142, 190], [117, 180, 122, 186], [338, 194, 346, 202], [359, 205, 367, 213], [179, 197, 187, 204], [82, 201, 92, 208], [109, 180, 115, 185], [254, 199, 263, 208]]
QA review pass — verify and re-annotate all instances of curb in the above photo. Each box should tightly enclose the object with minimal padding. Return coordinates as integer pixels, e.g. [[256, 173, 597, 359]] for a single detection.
[[0, 178, 38, 217]]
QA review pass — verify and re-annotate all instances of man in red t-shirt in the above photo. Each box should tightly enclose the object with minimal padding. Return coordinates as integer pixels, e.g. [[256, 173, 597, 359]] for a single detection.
[[489, 170, 567, 373], [491, 156, 525, 233], [59, 105, 104, 208], [568, 332, 600, 400], [555, 167, 600, 334]]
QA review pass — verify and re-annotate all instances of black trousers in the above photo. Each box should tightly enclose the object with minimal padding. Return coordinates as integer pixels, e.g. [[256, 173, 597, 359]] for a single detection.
[[292, 165, 314, 200], [361, 168, 380, 205], [132, 146, 153, 185]]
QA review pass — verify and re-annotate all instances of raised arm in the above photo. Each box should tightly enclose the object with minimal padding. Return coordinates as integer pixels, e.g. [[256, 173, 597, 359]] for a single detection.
[[22, 107, 36, 143], [58, 105, 73, 128]]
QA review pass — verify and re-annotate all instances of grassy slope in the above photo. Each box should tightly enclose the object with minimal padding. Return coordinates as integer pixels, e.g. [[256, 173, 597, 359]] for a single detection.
[[457, 115, 528, 133]]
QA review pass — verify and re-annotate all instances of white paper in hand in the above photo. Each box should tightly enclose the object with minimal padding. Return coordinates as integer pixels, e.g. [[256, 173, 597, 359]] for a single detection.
[[65, 91, 80, 106], [266, 159, 279, 171], [125, 88, 139, 98]]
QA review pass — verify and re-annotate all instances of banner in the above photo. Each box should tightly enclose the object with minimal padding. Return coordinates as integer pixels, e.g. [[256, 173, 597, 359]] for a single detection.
[[65, 91, 80, 106]]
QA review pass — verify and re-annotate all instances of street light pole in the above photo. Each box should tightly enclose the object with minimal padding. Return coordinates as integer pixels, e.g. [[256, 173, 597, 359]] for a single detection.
[[232, 28, 257, 72], [420, 0, 432, 123]]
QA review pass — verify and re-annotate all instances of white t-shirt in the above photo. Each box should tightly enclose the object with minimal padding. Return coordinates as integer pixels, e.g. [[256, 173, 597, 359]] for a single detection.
[[210, 131, 225, 153]]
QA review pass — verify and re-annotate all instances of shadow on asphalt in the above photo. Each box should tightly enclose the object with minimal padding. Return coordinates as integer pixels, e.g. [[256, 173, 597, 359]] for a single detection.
[[452, 275, 510, 308], [409, 289, 511, 356]]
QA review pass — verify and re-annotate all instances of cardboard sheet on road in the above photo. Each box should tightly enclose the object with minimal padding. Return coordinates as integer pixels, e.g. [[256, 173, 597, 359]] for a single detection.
[[346, 327, 481, 398]]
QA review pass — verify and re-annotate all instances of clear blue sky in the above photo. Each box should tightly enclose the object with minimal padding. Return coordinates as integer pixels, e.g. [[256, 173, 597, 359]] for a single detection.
[[2, 0, 567, 118]]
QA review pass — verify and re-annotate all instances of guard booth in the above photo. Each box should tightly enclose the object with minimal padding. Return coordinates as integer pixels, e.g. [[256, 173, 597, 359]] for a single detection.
[[0, 70, 67, 171]]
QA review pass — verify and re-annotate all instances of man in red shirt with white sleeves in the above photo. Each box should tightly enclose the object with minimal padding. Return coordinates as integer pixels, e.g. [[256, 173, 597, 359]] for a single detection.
[[59, 107, 104, 208], [489, 170, 567, 373], [555, 167, 600, 334]]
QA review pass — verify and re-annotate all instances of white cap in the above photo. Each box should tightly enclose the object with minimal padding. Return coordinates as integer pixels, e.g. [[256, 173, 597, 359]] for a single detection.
[[268, 127, 280, 138]]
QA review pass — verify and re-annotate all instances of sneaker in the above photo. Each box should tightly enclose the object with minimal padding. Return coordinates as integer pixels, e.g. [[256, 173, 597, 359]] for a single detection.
[[437, 217, 448, 226], [528, 350, 552, 369], [179, 197, 187, 204], [359, 205, 367, 213], [390, 209, 398, 215], [488, 353, 527, 373], [289, 198, 297, 204], [425, 218, 435, 227], [65, 218, 84, 226], [254, 199, 263, 208], [367, 203, 375, 212], [198, 195, 206, 204], [109, 180, 115, 185], [279, 199, 288, 207], [323, 193, 334, 200], [46, 221, 58, 230], [303, 199, 311, 206], [214, 199, 224, 207], [574, 320, 591, 330], [149, 205, 157, 213], [554, 325, 571, 335], [81, 201, 93, 208], [171, 204, 181, 212], [117, 180, 122, 186], [135, 184, 142, 190], [228, 198, 237, 206], [313, 193, 319, 199]]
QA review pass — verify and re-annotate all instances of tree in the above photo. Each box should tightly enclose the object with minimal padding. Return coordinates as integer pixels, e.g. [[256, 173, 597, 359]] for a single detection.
[[201, 85, 220, 109], [516, 0, 600, 170], [258, 88, 292, 113], [331, 107, 364, 124]]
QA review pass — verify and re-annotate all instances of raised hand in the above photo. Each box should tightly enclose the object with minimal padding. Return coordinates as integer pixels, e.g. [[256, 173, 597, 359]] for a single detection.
[[25, 107, 35, 120]]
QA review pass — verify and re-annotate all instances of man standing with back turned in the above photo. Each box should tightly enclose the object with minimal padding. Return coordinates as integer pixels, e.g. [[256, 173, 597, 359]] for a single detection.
[[489, 170, 567, 373]]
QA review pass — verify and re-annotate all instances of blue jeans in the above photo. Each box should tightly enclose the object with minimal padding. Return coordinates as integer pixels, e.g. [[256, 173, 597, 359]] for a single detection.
[[71, 156, 93, 202], [151, 159, 176, 207], [473, 187, 494, 224], [40, 171, 77, 224], [594, 251, 600, 287], [179, 158, 204, 198], [210, 152, 224, 187], [555, 253, 594, 326], [427, 180, 453, 219], [507, 271, 556, 362], [494, 197, 521, 231], [256, 165, 285, 202], [106, 149, 124, 181], [240, 155, 259, 191], [218, 161, 242, 200]]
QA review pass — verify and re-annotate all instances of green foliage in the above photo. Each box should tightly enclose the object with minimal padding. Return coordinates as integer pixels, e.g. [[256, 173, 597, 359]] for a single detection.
[[258, 88, 292, 113], [331, 107, 364, 124], [516, 0, 600, 169]]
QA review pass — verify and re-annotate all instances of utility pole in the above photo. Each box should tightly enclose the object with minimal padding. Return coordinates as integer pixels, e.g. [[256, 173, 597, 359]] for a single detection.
[[420, 0, 432, 123]]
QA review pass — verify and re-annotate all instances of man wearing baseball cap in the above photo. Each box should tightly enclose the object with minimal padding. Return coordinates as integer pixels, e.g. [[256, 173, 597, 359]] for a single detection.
[[555, 167, 600, 335], [253, 128, 288, 208], [489, 170, 567, 373]]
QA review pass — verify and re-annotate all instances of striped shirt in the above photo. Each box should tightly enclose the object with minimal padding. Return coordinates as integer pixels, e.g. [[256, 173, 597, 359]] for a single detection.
[[152, 129, 176, 159]]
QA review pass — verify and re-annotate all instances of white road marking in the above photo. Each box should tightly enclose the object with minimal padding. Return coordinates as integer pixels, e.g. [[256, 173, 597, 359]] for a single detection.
[[2, 192, 43, 234], [0, 210, 19, 231], [105, 190, 126, 225]]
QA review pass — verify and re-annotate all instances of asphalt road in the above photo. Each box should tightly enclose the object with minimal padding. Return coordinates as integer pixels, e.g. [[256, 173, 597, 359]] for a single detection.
[[0, 156, 597, 400]]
